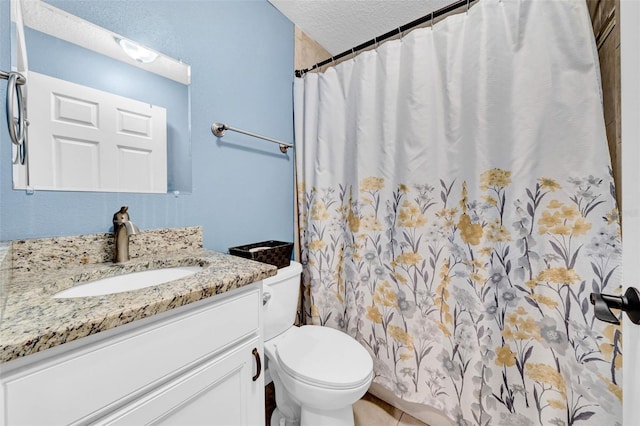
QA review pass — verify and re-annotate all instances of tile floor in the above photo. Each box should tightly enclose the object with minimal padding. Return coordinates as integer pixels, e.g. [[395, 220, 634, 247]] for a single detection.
[[353, 393, 429, 426], [265, 383, 429, 426]]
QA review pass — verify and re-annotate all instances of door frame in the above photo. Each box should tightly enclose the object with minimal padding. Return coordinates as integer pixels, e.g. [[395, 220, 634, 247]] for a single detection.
[[620, 1, 639, 424]]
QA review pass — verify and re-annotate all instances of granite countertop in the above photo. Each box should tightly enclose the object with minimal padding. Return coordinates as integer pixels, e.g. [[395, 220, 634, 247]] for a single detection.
[[0, 228, 277, 364]]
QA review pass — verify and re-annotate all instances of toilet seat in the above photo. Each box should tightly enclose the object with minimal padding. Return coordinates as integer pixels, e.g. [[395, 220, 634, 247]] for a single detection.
[[275, 326, 373, 390]]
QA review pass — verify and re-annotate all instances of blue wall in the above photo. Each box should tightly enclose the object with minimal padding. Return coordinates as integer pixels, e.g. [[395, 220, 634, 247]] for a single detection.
[[0, 0, 295, 253]]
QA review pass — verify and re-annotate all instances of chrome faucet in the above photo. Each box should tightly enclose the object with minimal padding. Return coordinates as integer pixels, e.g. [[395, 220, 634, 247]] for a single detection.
[[112, 206, 140, 263]]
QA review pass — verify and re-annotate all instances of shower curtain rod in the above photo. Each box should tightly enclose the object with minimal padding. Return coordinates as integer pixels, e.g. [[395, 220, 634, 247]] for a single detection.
[[294, 0, 478, 77]]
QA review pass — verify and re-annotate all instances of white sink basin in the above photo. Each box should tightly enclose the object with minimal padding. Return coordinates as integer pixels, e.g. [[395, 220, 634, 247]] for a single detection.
[[53, 266, 204, 298]]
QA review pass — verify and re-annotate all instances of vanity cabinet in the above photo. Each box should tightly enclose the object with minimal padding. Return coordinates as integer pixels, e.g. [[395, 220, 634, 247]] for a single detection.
[[0, 283, 265, 426]]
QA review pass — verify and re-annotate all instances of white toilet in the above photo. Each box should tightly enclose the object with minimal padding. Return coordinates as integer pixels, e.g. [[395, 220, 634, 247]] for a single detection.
[[263, 261, 373, 426]]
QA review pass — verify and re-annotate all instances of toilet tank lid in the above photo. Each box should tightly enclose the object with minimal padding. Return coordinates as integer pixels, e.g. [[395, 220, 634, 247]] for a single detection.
[[276, 325, 373, 389], [263, 261, 302, 284]]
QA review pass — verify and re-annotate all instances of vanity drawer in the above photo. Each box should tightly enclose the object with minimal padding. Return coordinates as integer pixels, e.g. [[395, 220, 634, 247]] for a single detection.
[[2, 287, 260, 426]]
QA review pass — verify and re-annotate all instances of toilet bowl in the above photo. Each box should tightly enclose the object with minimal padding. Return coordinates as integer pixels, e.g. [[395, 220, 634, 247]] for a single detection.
[[263, 262, 373, 426]]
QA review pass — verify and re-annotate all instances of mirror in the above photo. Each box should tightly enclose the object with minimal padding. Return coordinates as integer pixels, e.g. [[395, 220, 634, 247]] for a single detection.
[[10, 0, 192, 194]]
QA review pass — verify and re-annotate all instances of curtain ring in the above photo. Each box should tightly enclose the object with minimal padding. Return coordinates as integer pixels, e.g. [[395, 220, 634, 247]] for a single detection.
[[374, 36, 378, 49], [431, 12, 434, 30], [351, 48, 356, 60], [331, 56, 336, 67], [466, 0, 470, 13], [397, 27, 403, 41]]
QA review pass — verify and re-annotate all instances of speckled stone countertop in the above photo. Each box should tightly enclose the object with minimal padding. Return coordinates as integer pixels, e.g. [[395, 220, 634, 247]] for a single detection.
[[0, 227, 277, 364]]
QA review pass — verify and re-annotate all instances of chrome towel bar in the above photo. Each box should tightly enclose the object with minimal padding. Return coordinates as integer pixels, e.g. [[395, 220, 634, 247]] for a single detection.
[[211, 122, 293, 153], [2, 70, 28, 165], [1, 70, 26, 85]]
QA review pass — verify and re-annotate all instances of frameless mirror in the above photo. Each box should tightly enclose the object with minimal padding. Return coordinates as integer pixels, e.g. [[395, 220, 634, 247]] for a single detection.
[[10, 0, 192, 194]]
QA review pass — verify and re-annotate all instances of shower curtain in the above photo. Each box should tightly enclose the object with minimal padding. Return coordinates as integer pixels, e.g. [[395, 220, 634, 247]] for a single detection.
[[294, 0, 622, 425]]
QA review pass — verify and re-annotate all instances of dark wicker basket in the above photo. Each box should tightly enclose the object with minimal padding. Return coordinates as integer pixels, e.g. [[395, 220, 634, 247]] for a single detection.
[[228, 241, 293, 269]]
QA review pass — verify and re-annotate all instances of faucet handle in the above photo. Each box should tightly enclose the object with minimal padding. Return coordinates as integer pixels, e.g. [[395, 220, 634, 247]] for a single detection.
[[113, 206, 139, 235], [113, 206, 130, 224]]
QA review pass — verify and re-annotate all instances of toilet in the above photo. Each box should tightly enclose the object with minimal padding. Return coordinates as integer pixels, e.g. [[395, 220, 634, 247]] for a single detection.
[[263, 261, 373, 426]]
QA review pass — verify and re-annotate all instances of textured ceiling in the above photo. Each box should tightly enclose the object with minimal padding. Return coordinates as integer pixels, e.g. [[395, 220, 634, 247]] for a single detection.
[[268, 0, 455, 55]]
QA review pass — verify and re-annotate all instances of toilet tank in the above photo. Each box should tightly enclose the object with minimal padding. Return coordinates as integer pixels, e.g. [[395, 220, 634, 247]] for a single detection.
[[262, 261, 303, 341]]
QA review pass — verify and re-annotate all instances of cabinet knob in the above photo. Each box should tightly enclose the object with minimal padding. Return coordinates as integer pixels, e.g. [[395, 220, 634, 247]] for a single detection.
[[252, 348, 262, 382], [263, 292, 272, 305]]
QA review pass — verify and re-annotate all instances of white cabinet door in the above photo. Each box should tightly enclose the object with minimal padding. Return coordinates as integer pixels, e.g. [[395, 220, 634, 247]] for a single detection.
[[94, 337, 265, 426]]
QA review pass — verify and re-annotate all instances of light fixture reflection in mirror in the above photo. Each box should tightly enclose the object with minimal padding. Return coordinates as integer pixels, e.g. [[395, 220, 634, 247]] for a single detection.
[[116, 37, 159, 64], [10, 0, 192, 194]]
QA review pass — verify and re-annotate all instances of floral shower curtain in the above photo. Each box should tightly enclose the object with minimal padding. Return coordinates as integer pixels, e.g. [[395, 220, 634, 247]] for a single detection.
[[293, 0, 622, 425]]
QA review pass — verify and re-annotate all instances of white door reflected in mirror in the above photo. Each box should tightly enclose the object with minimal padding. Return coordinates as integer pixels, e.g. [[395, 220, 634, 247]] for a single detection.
[[27, 72, 167, 193]]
